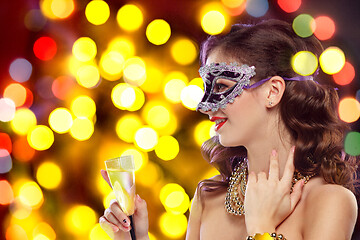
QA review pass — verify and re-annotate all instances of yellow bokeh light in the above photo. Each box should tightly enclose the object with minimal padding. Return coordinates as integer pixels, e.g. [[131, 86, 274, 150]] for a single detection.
[[85, 0, 110, 25], [48, 108, 73, 134], [116, 114, 143, 143], [10, 108, 37, 135], [36, 161, 62, 189], [144, 105, 170, 129], [64, 205, 97, 235], [136, 161, 163, 187], [76, 64, 101, 88], [181, 85, 204, 110], [40, 0, 57, 19], [117, 4, 143, 31], [89, 223, 112, 240], [164, 190, 190, 214], [201, 10, 226, 35], [146, 19, 171, 45], [27, 125, 54, 151], [34, 234, 50, 240], [18, 181, 44, 209], [71, 95, 96, 118], [123, 57, 146, 86], [159, 212, 187, 238], [134, 127, 158, 151], [33, 222, 56, 240], [194, 120, 215, 146], [291, 51, 318, 76], [69, 117, 94, 141], [155, 136, 179, 161], [3, 83, 26, 107], [111, 83, 145, 111], [121, 148, 148, 171], [51, 0, 75, 19], [108, 37, 135, 59], [160, 183, 185, 205], [189, 77, 205, 90], [338, 98, 360, 123], [140, 67, 164, 93], [170, 38, 198, 65], [164, 78, 187, 103], [319, 47, 346, 75], [72, 37, 97, 62], [99, 51, 125, 81]]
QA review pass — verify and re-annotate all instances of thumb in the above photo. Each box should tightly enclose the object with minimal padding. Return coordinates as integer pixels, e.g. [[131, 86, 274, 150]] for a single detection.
[[290, 179, 305, 211], [101, 169, 112, 188]]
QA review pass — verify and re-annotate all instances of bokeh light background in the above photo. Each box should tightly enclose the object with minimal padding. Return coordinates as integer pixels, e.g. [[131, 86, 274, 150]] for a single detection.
[[1, 0, 360, 239]]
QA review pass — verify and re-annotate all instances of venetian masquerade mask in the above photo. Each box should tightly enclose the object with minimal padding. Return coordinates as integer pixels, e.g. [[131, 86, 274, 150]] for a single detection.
[[196, 62, 315, 112]]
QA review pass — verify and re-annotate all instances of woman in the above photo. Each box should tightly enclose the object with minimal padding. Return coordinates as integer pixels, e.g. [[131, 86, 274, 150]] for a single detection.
[[99, 19, 358, 240]]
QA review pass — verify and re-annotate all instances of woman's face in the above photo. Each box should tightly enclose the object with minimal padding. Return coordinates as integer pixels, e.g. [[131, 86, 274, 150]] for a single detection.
[[199, 49, 268, 147]]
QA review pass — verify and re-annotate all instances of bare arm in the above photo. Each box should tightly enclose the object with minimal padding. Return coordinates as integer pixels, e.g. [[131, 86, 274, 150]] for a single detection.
[[303, 184, 358, 239], [186, 186, 203, 240]]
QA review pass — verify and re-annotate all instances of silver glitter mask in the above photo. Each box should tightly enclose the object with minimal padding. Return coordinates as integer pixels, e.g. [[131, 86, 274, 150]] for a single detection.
[[196, 62, 256, 112]]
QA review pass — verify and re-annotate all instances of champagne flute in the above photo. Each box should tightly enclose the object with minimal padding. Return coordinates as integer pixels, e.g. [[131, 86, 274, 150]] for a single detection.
[[105, 155, 136, 239]]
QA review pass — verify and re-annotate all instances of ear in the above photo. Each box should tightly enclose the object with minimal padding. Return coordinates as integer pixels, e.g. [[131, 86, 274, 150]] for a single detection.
[[265, 76, 286, 108]]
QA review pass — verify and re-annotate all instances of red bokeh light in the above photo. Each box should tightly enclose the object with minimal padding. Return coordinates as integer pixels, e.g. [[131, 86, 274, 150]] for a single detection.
[[311, 16, 336, 40], [0, 133, 12, 156], [33, 36, 57, 61], [52, 76, 75, 100], [333, 61, 355, 85], [277, 0, 301, 13]]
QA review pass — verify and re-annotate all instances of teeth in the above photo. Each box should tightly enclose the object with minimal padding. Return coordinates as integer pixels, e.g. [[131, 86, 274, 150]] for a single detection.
[[215, 119, 226, 124]]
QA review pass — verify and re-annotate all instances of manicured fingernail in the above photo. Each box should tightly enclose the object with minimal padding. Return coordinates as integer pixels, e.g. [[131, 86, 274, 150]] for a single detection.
[[136, 194, 142, 201], [292, 146, 296, 153], [123, 219, 130, 227], [272, 149, 277, 156]]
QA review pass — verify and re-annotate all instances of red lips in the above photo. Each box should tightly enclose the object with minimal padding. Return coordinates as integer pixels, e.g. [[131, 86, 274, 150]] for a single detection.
[[210, 117, 228, 131]]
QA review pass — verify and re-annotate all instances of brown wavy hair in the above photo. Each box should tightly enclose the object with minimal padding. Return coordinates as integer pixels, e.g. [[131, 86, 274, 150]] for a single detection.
[[198, 19, 358, 194]]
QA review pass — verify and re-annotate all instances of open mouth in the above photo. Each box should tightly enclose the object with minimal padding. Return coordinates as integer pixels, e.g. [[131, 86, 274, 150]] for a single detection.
[[210, 117, 228, 131]]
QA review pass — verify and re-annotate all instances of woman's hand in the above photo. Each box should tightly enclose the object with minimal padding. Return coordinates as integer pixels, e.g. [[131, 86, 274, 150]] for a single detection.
[[99, 170, 150, 240], [243, 147, 305, 235]]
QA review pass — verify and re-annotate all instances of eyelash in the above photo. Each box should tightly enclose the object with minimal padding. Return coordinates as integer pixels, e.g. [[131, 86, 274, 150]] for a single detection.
[[215, 83, 228, 92]]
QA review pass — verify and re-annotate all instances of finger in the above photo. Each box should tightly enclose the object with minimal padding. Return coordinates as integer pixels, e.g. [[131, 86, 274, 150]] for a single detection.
[[104, 208, 130, 232], [134, 194, 148, 218], [290, 179, 305, 211], [257, 172, 267, 181], [110, 199, 131, 228], [269, 149, 280, 180], [247, 171, 257, 185], [99, 215, 119, 234], [281, 146, 296, 183], [101, 169, 112, 188]]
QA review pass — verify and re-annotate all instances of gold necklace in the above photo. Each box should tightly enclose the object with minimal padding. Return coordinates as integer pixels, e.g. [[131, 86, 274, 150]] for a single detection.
[[225, 162, 315, 216]]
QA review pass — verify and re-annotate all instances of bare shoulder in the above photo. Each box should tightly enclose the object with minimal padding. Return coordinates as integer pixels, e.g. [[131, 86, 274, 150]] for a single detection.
[[306, 182, 357, 210], [302, 180, 358, 239]]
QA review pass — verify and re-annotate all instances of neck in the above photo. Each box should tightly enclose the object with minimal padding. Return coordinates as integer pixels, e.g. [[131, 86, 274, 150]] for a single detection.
[[245, 119, 293, 177]]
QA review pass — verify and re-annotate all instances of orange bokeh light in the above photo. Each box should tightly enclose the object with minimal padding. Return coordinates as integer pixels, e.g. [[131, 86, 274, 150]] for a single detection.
[[338, 97, 360, 123], [52, 76, 75, 100], [311, 16, 336, 40], [332, 61, 355, 85], [3, 83, 26, 107], [277, 0, 301, 13], [0, 180, 14, 205], [12, 137, 35, 162]]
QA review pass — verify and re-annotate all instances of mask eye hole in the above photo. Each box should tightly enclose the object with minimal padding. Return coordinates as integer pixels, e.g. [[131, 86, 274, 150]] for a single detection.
[[214, 79, 236, 93]]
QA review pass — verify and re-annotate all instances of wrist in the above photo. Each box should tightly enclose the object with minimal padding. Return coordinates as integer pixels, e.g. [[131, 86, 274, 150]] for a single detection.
[[246, 227, 276, 237]]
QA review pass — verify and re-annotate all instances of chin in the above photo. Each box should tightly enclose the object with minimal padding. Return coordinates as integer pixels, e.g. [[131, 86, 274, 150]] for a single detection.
[[218, 135, 241, 147]]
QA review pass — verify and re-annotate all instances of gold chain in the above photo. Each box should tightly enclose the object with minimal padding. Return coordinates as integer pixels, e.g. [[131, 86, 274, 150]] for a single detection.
[[225, 162, 315, 216]]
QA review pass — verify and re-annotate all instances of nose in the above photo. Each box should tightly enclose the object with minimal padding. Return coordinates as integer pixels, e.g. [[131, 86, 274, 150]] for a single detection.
[[198, 107, 215, 116]]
